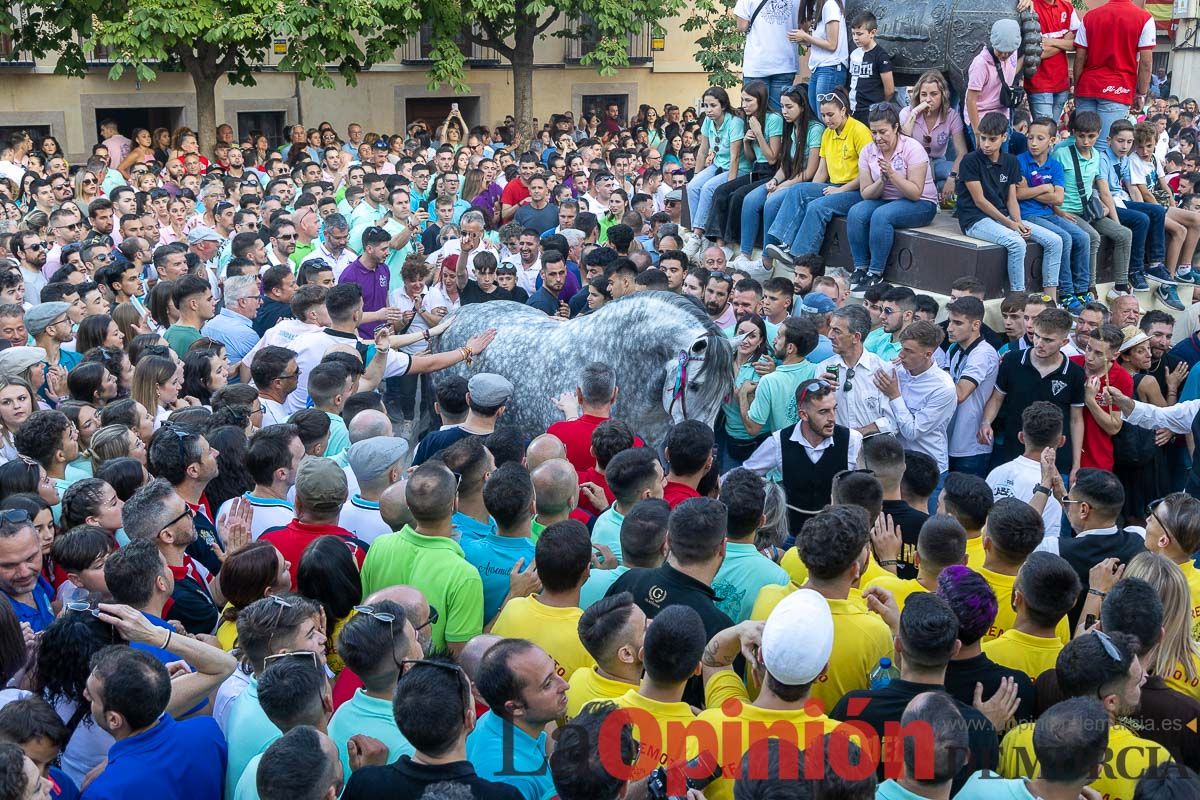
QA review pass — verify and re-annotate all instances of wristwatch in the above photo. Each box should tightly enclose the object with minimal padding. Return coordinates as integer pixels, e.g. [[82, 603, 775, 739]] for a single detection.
[[1033, 484, 1051, 496], [948, 171, 958, 179]]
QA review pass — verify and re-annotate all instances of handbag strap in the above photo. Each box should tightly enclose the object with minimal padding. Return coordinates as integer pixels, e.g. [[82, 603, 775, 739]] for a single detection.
[[746, 0, 770, 30], [992, 51, 1018, 90], [1068, 145, 1088, 206]]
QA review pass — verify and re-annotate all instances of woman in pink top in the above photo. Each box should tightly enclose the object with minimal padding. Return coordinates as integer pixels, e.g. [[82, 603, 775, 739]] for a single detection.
[[964, 19, 1024, 136], [846, 104, 939, 291], [899, 70, 970, 200]]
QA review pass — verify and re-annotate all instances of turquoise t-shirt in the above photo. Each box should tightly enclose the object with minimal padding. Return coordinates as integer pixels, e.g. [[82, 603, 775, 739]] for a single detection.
[[452, 510, 497, 543], [590, 506, 625, 564], [864, 326, 902, 362], [749, 112, 785, 164], [467, 711, 556, 800], [579, 565, 629, 609], [747, 360, 818, 433], [223, 680, 280, 800], [323, 412, 350, 458], [1051, 142, 1105, 216], [722, 361, 762, 442], [711, 541, 790, 623], [462, 532, 537, 622], [955, 771, 1037, 800], [327, 689, 415, 781], [702, 113, 747, 171]]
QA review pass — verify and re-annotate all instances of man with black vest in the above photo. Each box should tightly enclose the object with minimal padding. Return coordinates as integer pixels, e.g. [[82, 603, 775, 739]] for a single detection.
[[1035, 468, 1145, 629], [1107, 385, 1200, 500], [741, 379, 863, 533]]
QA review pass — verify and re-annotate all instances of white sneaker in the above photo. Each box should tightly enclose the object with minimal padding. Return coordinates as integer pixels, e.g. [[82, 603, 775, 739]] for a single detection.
[[1105, 286, 1130, 302], [728, 252, 754, 270]]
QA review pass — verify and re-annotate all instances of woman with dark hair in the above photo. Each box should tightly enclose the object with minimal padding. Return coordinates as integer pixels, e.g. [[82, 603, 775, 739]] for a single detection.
[[82, 346, 133, 398], [736, 86, 824, 261], [0, 458, 59, 507], [709, 80, 783, 248], [0, 493, 55, 587], [687, 87, 748, 239], [98, 397, 155, 445], [182, 348, 228, 407], [718, 314, 771, 471], [0, 601, 31, 705], [297, 536, 362, 674], [74, 315, 123, 355], [95, 457, 148, 502], [796, 0, 848, 116], [203, 425, 253, 513], [37, 135, 63, 161], [145, 281, 176, 333], [59, 478, 123, 543], [58, 400, 101, 480], [582, 275, 612, 315], [65, 363, 117, 408], [127, 333, 171, 366], [215, 541, 292, 650]]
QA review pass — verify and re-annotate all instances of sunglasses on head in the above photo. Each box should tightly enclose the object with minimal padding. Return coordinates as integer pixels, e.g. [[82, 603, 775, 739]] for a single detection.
[[797, 378, 832, 405]]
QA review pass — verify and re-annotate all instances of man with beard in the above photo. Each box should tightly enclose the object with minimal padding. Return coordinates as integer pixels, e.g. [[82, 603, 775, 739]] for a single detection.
[[146, 423, 226, 583], [0, 506, 55, 631], [703, 271, 736, 328], [11, 230, 48, 301], [738, 316, 821, 439], [864, 286, 916, 362]]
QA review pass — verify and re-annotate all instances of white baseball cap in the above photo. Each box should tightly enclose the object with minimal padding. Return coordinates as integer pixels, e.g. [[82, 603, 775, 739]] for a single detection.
[[761, 588, 834, 685]]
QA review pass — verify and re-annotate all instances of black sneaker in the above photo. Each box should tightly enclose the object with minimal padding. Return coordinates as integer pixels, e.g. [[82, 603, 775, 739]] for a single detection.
[[763, 244, 794, 266], [851, 272, 883, 298]]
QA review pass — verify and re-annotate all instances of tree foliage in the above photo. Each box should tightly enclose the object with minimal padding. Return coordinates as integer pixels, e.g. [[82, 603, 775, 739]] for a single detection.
[[680, 0, 744, 88]]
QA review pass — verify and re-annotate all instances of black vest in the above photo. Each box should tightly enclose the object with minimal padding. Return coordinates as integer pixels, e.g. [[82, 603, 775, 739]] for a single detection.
[[1059, 530, 1147, 629], [780, 423, 850, 535], [1188, 411, 1200, 499]]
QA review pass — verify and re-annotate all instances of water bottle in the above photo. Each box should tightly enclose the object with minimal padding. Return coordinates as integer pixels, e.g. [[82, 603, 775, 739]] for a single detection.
[[869, 657, 900, 690]]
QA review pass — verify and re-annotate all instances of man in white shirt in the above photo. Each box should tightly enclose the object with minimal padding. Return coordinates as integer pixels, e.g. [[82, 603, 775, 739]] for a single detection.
[[0, 131, 31, 186], [816, 305, 893, 433], [312, 214, 358, 279], [503, 229, 543, 294], [986, 400, 1064, 538], [425, 212, 497, 279], [872, 320, 957, 498], [939, 297, 999, 478]]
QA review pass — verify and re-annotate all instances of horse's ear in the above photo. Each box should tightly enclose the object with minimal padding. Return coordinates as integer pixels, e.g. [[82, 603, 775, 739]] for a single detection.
[[690, 337, 708, 355]]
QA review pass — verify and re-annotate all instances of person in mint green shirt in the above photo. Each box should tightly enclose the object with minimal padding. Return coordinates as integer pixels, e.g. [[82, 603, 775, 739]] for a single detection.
[[588, 448, 664, 566], [719, 316, 773, 472], [711, 470, 789, 622], [579, 497, 669, 609], [308, 361, 353, 458], [705, 82, 783, 242], [327, 601, 421, 781], [739, 317, 819, 438], [688, 87, 748, 238], [462, 463, 538, 622], [864, 286, 916, 362]]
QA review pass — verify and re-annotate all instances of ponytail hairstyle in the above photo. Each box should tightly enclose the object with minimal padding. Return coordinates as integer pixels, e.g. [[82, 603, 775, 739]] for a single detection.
[[780, 85, 816, 180]]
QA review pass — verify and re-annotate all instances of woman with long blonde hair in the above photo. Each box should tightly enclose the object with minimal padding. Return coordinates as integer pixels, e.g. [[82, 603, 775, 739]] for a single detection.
[[131, 355, 191, 430], [1124, 551, 1200, 700]]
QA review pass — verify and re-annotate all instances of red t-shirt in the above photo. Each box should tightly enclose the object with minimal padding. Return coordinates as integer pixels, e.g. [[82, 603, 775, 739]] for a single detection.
[[1027, 0, 1079, 95], [546, 414, 645, 473], [1075, 0, 1155, 103], [501, 178, 530, 209], [577, 467, 614, 516], [261, 521, 369, 589], [1069, 357, 1133, 471], [662, 480, 701, 509]]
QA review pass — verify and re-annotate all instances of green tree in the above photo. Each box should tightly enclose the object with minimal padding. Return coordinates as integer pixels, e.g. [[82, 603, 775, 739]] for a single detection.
[[4, 0, 423, 151], [419, 0, 682, 136]]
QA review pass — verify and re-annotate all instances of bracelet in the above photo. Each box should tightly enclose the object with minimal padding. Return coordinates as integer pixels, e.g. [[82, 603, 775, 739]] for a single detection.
[[1087, 588, 1107, 598], [162, 629, 172, 649], [423, 330, 431, 342], [1033, 484, 1051, 496], [878, 559, 900, 567], [949, 172, 958, 178], [460, 346, 473, 366]]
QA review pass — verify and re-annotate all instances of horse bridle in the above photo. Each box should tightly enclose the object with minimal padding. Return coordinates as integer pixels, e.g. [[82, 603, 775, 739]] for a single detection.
[[668, 348, 704, 420]]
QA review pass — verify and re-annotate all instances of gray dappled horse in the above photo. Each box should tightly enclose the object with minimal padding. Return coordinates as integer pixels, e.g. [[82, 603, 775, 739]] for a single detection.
[[435, 291, 736, 447]]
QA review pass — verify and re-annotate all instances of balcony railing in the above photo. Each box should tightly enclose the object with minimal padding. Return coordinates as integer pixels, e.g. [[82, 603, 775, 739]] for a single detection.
[[400, 26, 500, 66], [563, 19, 654, 64]]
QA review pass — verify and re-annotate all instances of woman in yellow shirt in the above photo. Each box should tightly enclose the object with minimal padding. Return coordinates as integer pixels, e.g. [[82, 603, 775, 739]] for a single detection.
[[214, 541, 292, 650], [764, 87, 873, 267], [1124, 552, 1200, 700]]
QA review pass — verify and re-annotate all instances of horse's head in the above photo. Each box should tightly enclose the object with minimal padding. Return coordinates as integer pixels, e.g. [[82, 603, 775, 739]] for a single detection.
[[661, 333, 735, 428]]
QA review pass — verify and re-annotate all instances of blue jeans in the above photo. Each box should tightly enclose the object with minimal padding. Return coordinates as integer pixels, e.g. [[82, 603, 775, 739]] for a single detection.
[[1030, 91, 1070, 126], [690, 166, 733, 234], [1074, 97, 1130, 148], [766, 182, 830, 246], [809, 65, 849, 119], [949, 454, 990, 479], [966, 217, 1029, 291], [740, 181, 791, 255], [1116, 204, 1152, 274], [747, 73, 795, 112], [1029, 215, 1089, 295], [687, 164, 723, 230], [1125, 200, 1167, 266], [847, 198, 938, 274], [790, 189, 863, 254]]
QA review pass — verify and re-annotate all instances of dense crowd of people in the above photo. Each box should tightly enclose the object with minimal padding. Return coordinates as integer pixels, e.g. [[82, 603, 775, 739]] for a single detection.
[[0, 0, 1199, 797]]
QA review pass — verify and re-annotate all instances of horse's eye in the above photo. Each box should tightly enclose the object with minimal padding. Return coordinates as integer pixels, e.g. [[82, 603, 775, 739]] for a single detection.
[[688, 382, 700, 391]]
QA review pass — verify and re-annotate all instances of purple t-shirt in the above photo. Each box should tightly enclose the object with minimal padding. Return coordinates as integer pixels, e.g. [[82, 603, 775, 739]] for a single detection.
[[339, 257, 391, 338]]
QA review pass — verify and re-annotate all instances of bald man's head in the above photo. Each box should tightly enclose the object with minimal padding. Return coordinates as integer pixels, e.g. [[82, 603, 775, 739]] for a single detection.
[[364, 584, 432, 654], [531, 458, 579, 517], [379, 480, 414, 531], [348, 409, 393, 442], [459, 633, 502, 680], [525, 434, 567, 471]]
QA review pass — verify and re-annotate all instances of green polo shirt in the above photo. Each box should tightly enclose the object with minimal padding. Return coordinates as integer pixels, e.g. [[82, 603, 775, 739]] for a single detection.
[[747, 360, 817, 433], [164, 324, 203, 357], [359, 525, 484, 650]]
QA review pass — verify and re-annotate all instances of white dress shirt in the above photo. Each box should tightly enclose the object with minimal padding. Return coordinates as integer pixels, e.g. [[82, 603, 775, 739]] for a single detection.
[[312, 241, 358, 279], [816, 350, 894, 432], [740, 421, 863, 478], [889, 361, 958, 472], [1124, 398, 1200, 435]]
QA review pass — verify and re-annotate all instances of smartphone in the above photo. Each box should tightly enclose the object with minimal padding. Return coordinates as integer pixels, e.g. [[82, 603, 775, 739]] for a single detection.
[[1084, 614, 1096, 630], [451, 102, 459, 113]]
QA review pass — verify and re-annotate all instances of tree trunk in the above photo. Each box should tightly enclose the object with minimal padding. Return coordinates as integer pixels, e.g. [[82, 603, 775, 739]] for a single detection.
[[511, 21, 537, 143], [191, 72, 219, 155]]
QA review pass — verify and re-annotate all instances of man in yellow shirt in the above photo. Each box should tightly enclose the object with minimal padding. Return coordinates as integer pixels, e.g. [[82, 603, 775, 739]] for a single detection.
[[788, 505, 893, 712], [977, 498, 1069, 644], [566, 591, 645, 719], [982, 552, 1081, 680], [491, 519, 596, 681], [999, 630, 1174, 800], [864, 515, 968, 613], [695, 588, 843, 800], [939, 472, 994, 571], [605, 604, 707, 777], [1144, 493, 1200, 641]]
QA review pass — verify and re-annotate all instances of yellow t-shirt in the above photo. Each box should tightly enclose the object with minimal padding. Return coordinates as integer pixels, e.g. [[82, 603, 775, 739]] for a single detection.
[[216, 608, 238, 651], [1000, 721, 1172, 800], [1163, 650, 1200, 701], [696, 671, 842, 800], [981, 628, 1063, 680], [978, 566, 1070, 644], [965, 535, 986, 571], [814, 596, 894, 714], [607, 689, 700, 776], [861, 574, 926, 614], [489, 596, 595, 680], [1178, 559, 1200, 641], [820, 117, 873, 185], [566, 666, 637, 719], [780, 548, 891, 595]]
